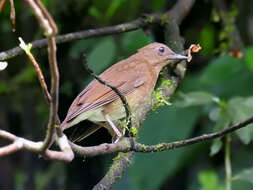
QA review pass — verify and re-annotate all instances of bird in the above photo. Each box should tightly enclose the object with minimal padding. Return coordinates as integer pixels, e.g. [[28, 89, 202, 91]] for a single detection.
[[61, 42, 188, 142]]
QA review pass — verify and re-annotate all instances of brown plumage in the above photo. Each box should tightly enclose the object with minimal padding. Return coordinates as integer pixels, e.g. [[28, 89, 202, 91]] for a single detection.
[[61, 42, 188, 141]]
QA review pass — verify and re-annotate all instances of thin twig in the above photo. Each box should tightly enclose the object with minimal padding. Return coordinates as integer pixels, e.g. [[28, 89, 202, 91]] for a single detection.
[[24, 0, 53, 35], [70, 116, 253, 157], [70, 138, 131, 157], [0, 129, 17, 141], [0, 129, 74, 162], [24, 0, 60, 151], [9, 0, 15, 32], [41, 36, 59, 151], [0, 14, 162, 61], [0, 0, 70, 160], [82, 55, 132, 133], [167, 0, 196, 25], [225, 135, 232, 190], [131, 116, 253, 152], [34, 0, 58, 35], [0, 0, 6, 13], [19, 37, 51, 103], [0, 141, 23, 156]]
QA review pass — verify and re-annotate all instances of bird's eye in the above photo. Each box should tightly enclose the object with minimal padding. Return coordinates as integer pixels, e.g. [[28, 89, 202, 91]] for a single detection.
[[158, 47, 165, 53]]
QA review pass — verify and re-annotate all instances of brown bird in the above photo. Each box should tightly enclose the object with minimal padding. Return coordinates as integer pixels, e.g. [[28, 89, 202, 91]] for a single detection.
[[61, 42, 188, 142]]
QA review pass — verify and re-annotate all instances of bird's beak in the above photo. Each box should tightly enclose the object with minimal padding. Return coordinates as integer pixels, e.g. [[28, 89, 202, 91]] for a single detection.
[[167, 53, 188, 60]]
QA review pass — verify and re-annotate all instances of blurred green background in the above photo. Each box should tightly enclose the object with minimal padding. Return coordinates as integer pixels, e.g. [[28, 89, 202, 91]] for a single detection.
[[1, 0, 253, 190]]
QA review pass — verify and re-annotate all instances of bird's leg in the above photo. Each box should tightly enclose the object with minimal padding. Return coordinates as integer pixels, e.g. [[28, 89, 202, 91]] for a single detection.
[[104, 114, 122, 143]]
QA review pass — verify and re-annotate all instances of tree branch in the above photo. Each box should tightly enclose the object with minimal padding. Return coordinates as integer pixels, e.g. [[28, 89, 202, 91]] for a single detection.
[[22, 0, 62, 152], [91, 0, 196, 189], [0, 16, 148, 61], [70, 116, 253, 157], [0, 2, 196, 62], [167, 0, 196, 25], [9, 0, 15, 32], [93, 152, 134, 190], [25, 0, 60, 151], [0, 0, 72, 162], [0, 129, 74, 162], [0, 0, 7, 13], [0, 0, 198, 61], [41, 36, 59, 151], [0, 0, 201, 189]]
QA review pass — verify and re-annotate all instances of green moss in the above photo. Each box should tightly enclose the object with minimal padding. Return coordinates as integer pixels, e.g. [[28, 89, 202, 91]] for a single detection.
[[157, 79, 174, 90], [146, 17, 154, 24], [137, 143, 166, 152], [117, 118, 130, 134], [110, 153, 132, 181], [123, 154, 132, 164], [130, 126, 138, 137], [151, 78, 175, 111], [224, 25, 234, 32], [154, 143, 164, 151], [107, 162, 121, 181], [112, 153, 122, 161], [211, 9, 220, 22], [136, 143, 146, 151], [152, 90, 171, 111], [161, 13, 169, 25]]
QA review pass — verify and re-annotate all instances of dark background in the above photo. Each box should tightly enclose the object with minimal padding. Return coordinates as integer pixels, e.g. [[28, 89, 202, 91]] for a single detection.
[[1, 0, 253, 189]]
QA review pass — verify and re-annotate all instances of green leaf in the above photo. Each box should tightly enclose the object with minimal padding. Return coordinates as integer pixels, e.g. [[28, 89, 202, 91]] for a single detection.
[[227, 97, 253, 144], [198, 170, 224, 190], [105, 0, 126, 21], [35, 163, 66, 190], [87, 37, 116, 74], [60, 81, 74, 97], [152, 0, 166, 11], [199, 24, 216, 56], [210, 139, 223, 156], [88, 6, 103, 20], [0, 81, 9, 93], [12, 65, 36, 84], [180, 53, 253, 98], [245, 46, 253, 71], [41, 0, 48, 7], [69, 39, 96, 59], [209, 106, 230, 156], [212, 108, 231, 131], [200, 55, 242, 86], [233, 168, 253, 184], [209, 107, 220, 122], [121, 30, 151, 55], [14, 169, 25, 190], [174, 91, 218, 107], [128, 107, 199, 190]]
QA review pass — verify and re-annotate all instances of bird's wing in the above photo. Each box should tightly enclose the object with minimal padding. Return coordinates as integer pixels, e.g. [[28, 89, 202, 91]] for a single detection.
[[65, 69, 147, 122]]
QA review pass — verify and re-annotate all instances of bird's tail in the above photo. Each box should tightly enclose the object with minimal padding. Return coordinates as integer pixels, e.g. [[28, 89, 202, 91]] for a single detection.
[[61, 117, 103, 142], [71, 125, 102, 142]]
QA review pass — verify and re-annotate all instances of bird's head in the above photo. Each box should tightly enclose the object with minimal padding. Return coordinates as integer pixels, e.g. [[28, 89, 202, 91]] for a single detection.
[[137, 42, 188, 70]]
